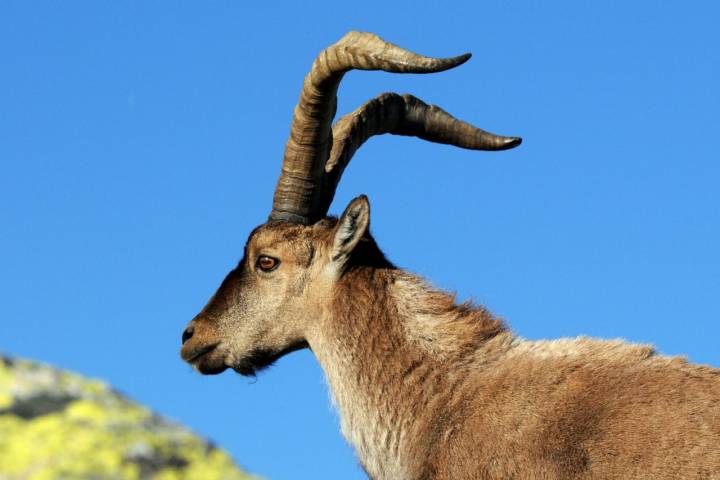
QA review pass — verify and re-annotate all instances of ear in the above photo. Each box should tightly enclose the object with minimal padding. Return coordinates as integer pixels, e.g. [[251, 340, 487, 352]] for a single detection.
[[331, 195, 371, 263]]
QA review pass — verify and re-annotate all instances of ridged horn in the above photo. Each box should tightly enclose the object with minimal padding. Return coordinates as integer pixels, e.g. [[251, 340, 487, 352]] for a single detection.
[[320, 93, 521, 212], [269, 31, 471, 225]]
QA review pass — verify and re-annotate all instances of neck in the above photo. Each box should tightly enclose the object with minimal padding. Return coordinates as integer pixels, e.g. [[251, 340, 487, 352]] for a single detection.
[[307, 263, 512, 480]]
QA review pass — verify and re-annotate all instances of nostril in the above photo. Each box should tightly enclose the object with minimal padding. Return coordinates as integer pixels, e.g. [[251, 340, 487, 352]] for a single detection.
[[182, 325, 194, 344]]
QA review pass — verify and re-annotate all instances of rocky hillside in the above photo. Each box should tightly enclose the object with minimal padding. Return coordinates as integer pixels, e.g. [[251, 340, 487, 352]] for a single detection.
[[0, 354, 259, 480]]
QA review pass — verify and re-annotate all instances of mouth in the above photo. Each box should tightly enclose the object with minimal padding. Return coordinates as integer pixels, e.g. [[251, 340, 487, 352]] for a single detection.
[[181, 342, 227, 375], [180, 342, 219, 363], [184, 343, 218, 362]]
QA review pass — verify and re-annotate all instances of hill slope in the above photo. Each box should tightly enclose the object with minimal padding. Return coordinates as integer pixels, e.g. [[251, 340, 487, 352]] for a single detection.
[[0, 354, 258, 480]]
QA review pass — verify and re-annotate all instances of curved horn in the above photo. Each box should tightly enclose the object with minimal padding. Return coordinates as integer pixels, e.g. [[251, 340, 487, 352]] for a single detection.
[[317, 93, 521, 215], [270, 31, 471, 225]]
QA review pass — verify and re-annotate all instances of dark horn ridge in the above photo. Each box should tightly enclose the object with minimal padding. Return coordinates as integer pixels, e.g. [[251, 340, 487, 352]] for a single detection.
[[269, 32, 521, 224]]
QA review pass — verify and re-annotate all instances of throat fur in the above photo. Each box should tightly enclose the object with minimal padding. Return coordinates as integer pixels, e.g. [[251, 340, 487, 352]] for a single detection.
[[311, 265, 511, 480]]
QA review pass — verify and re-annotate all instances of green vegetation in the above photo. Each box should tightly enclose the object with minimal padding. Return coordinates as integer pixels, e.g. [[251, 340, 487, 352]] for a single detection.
[[0, 355, 258, 480]]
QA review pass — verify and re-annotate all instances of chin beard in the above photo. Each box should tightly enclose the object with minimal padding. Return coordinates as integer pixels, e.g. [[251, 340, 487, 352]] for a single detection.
[[232, 341, 308, 377]]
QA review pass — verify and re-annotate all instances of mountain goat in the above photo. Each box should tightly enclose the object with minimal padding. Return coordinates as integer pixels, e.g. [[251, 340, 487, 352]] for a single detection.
[[180, 31, 720, 479]]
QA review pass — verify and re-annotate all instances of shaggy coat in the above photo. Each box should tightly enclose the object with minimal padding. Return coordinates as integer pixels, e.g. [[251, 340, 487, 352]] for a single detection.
[[314, 236, 720, 479]]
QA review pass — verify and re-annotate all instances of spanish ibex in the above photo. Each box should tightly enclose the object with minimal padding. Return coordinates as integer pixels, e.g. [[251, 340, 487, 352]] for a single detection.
[[180, 32, 720, 479]]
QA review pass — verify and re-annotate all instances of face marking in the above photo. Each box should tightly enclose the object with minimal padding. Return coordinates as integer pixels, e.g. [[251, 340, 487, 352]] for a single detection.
[[180, 219, 339, 378]]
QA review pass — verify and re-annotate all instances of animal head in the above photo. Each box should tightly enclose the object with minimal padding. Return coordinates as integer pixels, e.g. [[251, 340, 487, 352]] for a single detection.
[[180, 198, 375, 376], [179, 31, 521, 376]]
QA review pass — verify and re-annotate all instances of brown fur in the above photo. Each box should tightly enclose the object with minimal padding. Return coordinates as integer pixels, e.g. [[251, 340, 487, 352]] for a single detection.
[[181, 203, 720, 479], [324, 261, 720, 479]]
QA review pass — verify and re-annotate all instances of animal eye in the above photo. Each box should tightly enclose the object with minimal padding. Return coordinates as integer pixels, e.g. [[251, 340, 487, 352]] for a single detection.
[[256, 255, 279, 272]]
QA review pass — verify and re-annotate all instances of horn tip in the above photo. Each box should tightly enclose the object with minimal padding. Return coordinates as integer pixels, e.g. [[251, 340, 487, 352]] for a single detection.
[[486, 135, 523, 151], [449, 53, 472, 68], [506, 136, 522, 148]]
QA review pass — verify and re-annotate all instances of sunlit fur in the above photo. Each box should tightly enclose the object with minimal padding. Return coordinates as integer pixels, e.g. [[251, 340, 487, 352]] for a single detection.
[[182, 198, 720, 480]]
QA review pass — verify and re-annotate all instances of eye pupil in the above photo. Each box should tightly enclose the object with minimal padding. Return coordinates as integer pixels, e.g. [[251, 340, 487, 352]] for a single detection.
[[257, 256, 278, 271]]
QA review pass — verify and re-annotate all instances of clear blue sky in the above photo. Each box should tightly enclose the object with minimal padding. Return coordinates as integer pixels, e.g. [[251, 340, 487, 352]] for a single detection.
[[2, 2, 718, 479]]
